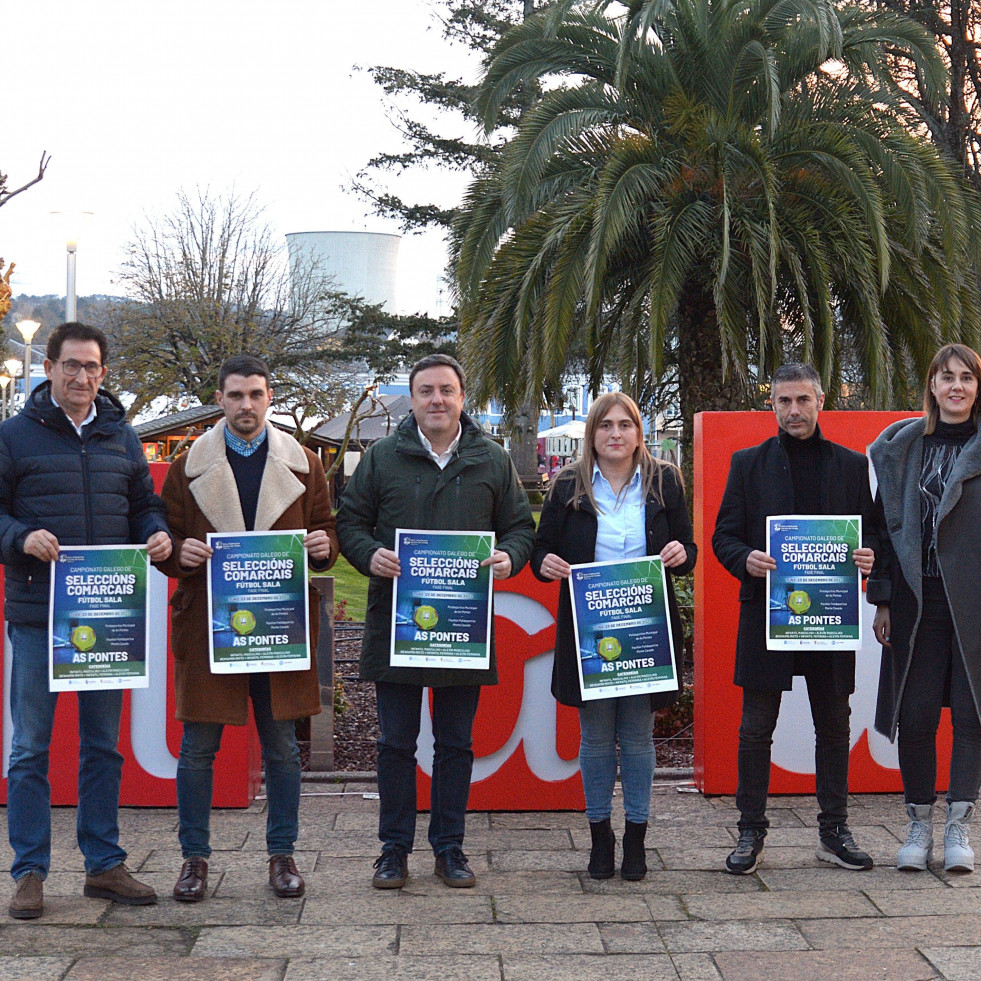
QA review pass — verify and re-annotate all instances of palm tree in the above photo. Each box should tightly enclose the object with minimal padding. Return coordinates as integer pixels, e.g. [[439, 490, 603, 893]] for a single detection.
[[453, 0, 981, 442]]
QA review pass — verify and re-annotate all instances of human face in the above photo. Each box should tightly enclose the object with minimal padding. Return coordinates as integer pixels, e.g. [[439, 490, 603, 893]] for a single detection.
[[930, 355, 979, 425], [771, 380, 824, 440], [592, 403, 642, 470], [44, 338, 107, 423], [216, 374, 273, 440], [410, 366, 465, 447]]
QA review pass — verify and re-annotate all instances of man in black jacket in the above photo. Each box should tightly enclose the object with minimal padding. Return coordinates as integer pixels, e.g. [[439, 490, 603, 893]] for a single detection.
[[0, 322, 172, 919], [712, 363, 875, 875]]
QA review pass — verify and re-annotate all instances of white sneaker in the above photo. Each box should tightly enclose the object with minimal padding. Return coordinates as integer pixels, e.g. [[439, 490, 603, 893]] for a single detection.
[[897, 803, 934, 870], [944, 801, 975, 873]]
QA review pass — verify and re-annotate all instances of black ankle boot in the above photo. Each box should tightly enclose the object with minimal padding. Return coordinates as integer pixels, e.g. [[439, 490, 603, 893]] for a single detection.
[[588, 819, 616, 879], [621, 820, 648, 880]]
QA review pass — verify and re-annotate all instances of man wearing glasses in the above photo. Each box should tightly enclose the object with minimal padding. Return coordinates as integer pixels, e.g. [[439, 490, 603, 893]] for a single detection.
[[0, 322, 172, 919]]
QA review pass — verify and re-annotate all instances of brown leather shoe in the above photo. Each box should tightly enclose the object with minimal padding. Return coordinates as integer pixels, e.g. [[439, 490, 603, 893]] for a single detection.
[[9, 872, 43, 919], [173, 857, 209, 903], [83, 864, 157, 905], [269, 855, 304, 898]]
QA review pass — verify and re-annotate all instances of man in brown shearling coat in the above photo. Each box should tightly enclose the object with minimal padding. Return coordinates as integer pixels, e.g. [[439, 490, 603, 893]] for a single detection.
[[158, 355, 337, 904]]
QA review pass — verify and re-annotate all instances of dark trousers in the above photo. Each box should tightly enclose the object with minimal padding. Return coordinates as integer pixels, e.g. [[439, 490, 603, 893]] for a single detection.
[[177, 674, 300, 859], [375, 681, 481, 855], [899, 578, 981, 805], [736, 665, 851, 834]]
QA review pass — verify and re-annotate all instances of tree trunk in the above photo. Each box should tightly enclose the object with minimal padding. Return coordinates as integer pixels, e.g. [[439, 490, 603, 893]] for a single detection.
[[507, 402, 542, 486], [676, 285, 751, 450], [505, 0, 543, 486]]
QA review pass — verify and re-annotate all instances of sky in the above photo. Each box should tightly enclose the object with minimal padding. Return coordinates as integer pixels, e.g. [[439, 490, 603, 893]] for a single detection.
[[2, 0, 479, 316]]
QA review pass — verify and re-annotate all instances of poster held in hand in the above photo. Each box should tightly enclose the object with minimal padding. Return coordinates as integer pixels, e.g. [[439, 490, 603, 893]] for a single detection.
[[207, 530, 310, 674], [569, 556, 679, 701], [49, 545, 150, 692], [390, 528, 495, 669], [766, 514, 862, 650]]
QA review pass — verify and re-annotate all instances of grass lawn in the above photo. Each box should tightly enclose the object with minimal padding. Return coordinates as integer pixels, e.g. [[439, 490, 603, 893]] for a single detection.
[[329, 552, 369, 621]]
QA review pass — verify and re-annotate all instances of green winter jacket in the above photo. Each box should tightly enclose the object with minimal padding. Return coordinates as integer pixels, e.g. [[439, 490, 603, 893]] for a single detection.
[[337, 411, 536, 686]]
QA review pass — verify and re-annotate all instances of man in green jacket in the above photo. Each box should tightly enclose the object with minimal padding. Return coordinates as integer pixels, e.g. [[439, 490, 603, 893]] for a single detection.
[[337, 354, 535, 890]]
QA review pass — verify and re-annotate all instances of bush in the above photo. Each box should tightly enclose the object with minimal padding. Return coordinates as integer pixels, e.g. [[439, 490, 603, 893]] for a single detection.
[[333, 679, 349, 719], [653, 684, 693, 739]]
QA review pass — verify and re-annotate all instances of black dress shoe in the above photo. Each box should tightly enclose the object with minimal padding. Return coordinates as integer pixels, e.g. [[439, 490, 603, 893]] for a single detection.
[[269, 855, 304, 898], [173, 857, 208, 902], [434, 847, 476, 888], [372, 846, 409, 889]]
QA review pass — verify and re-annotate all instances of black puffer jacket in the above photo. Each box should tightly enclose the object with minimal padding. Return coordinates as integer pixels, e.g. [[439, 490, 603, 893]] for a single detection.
[[0, 381, 169, 625]]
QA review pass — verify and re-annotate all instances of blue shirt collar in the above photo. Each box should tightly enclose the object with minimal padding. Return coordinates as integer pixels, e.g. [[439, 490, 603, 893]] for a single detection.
[[591, 462, 641, 490], [224, 423, 268, 457]]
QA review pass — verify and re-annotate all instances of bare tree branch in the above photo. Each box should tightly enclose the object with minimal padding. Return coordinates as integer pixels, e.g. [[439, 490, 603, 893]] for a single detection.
[[0, 152, 51, 210], [103, 187, 369, 429]]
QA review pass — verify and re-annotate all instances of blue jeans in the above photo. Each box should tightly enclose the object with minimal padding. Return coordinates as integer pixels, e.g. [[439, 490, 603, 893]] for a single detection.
[[7, 623, 127, 880], [578, 694, 656, 823], [375, 681, 480, 855], [177, 673, 300, 858], [736, 666, 851, 834]]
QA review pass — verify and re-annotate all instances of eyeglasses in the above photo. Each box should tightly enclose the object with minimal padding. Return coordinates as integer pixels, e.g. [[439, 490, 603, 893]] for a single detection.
[[56, 359, 104, 378]]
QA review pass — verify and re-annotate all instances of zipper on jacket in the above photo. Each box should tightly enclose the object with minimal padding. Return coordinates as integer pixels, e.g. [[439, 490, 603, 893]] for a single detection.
[[80, 441, 94, 544]]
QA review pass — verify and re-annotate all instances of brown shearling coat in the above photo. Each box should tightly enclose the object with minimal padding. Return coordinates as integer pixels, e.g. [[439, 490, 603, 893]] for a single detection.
[[158, 420, 337, 725]]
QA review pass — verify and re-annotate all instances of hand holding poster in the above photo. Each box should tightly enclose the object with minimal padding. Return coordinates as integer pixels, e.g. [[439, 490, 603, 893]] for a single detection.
[[569, 557, 679, 701], [207, 530, 310, 674], [766, 515, 862, 650], [390, 529, 494, 669], [49, 545, 150, 692]]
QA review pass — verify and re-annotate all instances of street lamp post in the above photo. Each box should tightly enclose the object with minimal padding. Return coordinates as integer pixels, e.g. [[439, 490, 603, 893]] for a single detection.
[[66, 241, 77, 321], [0, 373, 10, 421], [15, 320, 40, 401], [50, 212, 94, 322]]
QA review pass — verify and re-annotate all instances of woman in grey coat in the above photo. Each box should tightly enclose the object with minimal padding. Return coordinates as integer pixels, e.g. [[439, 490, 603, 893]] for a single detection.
[[868, 344, 981, 873]]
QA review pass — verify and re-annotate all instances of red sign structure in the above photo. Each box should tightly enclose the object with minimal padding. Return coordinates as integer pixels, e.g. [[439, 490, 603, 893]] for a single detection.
[[693, 411, 952, 795]]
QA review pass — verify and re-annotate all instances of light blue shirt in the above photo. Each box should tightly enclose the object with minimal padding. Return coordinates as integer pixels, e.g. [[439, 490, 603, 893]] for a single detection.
[[224, 424, 268, 457], [592, 464, 647, 562]]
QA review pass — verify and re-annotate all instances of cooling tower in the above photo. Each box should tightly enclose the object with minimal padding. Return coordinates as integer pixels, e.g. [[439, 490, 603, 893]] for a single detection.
[[286, 231, 400, 311]]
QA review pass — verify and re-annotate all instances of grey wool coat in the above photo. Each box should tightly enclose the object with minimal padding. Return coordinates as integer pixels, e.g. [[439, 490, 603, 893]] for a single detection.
[[867, 418, 981, 740]]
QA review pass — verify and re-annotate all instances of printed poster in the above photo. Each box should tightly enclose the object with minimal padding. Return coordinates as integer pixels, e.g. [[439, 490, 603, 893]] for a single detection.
[[569, 556, 679, 701], [49, 545, 150, 692], [207, 530, 310, 674], [766, 514, 862, 650], [390, 529, 494, 669]]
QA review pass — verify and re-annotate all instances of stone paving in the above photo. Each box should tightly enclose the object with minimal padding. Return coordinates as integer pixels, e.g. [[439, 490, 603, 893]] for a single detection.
[[0, 781, 978, 979]]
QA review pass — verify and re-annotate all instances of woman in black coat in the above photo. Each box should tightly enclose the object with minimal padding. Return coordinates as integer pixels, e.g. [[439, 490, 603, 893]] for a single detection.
[[869, 343, 981, 873], [531, 393, 696, 881]]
